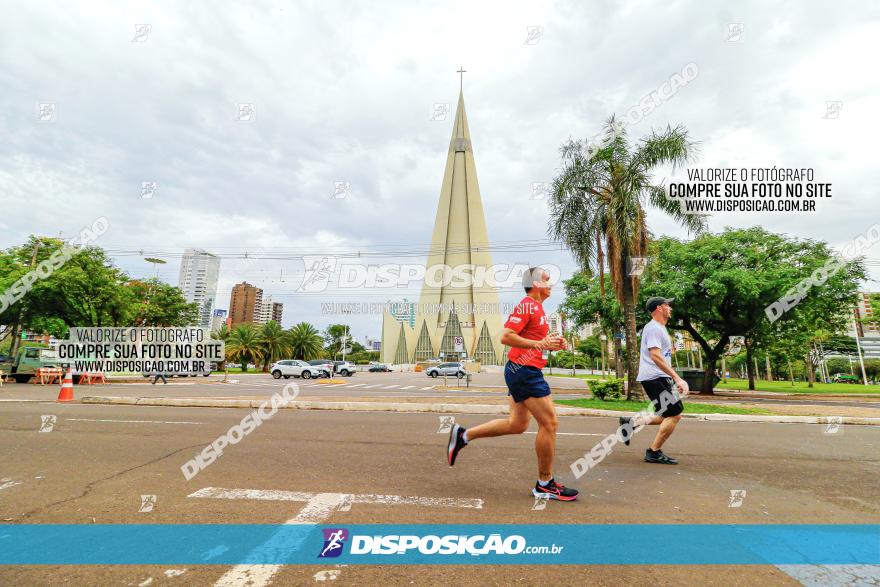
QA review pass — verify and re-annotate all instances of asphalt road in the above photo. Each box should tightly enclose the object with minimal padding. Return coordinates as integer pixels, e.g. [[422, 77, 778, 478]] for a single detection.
[[0, 398, 877, 586], [5, 371, 879, 409]]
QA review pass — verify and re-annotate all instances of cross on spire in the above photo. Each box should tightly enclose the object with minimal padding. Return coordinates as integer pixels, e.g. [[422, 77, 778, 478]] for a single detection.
[[457, 66, 466, 91]]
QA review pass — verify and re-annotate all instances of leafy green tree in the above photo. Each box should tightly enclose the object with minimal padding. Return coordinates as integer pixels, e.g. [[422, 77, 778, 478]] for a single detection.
[[289, 322, 324, 360], [1, 237, 72, 356], [22, 244, 131, 328], [577, 336, 602, 362], [549, 118, 705, 397], [225, 324, 264, 372], [1, 238, 200, 354], [124, 279, 199, 326], [640, 228, 865, 392], [561, 272, 624, 376], [347, 350, 379, 364], [323, 324, 351, 359], [258, 320, 292, 372]]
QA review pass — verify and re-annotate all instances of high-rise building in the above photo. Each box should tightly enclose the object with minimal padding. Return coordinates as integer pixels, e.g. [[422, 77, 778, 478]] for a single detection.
[[382, 87, 503, 365], [178, 248, 220, 328], [229, 282, 263, 327], [211, 309, 228, 332], [853, 292, 880, 337], [254, 296, 284, 325], [548, 312, 564, 337]]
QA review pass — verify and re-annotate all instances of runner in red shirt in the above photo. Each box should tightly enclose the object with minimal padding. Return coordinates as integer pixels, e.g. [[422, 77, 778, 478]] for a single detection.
[[446, 267, 578, 501]]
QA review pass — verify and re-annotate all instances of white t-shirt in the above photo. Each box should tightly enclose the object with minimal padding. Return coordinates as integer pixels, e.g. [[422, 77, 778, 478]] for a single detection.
[[637, 320, 673, 382]]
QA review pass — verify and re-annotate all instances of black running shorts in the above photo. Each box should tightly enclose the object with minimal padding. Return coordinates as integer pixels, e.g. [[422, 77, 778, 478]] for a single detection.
[[640, 377, 684, 418]]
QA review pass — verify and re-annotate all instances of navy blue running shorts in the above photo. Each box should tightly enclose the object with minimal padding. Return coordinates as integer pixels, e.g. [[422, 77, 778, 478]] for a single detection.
[[504, 361, 551, 403]]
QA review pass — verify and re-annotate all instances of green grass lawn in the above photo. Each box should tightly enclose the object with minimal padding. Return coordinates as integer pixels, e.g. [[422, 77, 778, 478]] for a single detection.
[[544, 372, 606, 380], [555, 397, 771, 415], [716, 378, 879, 395], [547, 374, 879, 395]]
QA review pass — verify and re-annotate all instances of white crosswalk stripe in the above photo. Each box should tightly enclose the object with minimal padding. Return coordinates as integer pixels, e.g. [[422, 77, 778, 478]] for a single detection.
[[381, 385, 398, 389], [399, 386, 415, 390]]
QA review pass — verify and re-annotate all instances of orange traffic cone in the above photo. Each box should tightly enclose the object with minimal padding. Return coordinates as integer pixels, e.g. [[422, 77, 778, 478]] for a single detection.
[[57, 369, 74, 402]]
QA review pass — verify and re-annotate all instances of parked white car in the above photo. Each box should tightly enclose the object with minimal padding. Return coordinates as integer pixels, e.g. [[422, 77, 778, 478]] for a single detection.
[[425, 362, 466, 378], [270, 360, 328, 380], [330, 360, 357, 376]]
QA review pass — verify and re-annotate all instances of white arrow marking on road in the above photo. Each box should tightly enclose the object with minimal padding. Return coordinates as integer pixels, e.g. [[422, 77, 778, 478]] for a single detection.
[[189, 487, 483, 587]]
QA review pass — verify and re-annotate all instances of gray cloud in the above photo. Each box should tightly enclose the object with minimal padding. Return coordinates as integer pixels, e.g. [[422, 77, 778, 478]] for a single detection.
[[2, 0, 877, 339]]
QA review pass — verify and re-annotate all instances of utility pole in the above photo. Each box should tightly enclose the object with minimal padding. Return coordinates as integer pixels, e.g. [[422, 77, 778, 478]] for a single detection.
[[10, 240, 41, 358], [853, 317, 868, 386]]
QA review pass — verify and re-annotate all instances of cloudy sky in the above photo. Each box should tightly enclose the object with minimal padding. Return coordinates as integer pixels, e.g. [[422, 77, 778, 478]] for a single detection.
[[2, 0, 878, 342]]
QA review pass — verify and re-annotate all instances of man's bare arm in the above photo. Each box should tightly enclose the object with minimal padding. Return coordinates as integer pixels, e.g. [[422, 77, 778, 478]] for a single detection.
[[501, 328, 565, 350], [649, 347, 687, 391]]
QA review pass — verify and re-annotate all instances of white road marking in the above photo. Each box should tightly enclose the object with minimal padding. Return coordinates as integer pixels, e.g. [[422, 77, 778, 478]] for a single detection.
[[65, 418, 202, 425], [212, 492, 349, 587], [313, 569, 341, 581], [420, 386, 434, 390], [164, 569, 186, 577], [191, 486, 483, 587], [189, 487, 483, 509], [363, 384, 383, 389], [346, 384, 367, 388], [399, 386, 415, 390], [776, 564, 880, 586], [381, 385, 398, 389], [0, 480, 23, 491]]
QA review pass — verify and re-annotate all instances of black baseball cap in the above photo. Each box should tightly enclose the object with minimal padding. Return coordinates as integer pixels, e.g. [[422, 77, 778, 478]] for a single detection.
[[646, 297, 674, 313]]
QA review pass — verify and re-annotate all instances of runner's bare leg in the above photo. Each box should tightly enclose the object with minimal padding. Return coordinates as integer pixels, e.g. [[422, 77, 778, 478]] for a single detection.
[[522, 395, 558, 481], [466, 396, 531, 439]]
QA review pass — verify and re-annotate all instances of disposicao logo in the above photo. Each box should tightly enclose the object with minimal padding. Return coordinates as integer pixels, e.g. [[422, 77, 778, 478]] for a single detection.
[[318, 528, 348, 558]]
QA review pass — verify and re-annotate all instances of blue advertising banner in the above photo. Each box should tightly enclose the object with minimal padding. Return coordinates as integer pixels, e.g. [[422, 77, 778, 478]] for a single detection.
[[1, 524, 877, 565]]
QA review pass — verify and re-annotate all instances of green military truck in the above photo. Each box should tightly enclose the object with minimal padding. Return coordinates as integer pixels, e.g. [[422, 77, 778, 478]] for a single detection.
[[0, 345, 63, 383]]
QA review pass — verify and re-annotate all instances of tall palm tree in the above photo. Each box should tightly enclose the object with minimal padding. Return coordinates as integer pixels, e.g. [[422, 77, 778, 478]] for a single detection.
[[211, 322, 230, 370], [259, 320, 292, 372], [225, 324, 264, 373], [288, 322, 324, 360], [549, 117, 706, 398]]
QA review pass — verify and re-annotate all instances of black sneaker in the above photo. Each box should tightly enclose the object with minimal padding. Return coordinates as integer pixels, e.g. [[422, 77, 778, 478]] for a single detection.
[[644, 449, 678, 465], [618, 417, 632, 446], [447, 424, 467, 466], [532, 478, 578, 501]]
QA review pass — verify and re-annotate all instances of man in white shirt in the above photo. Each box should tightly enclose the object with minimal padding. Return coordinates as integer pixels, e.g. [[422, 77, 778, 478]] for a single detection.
[[619, 296, 688, 465]]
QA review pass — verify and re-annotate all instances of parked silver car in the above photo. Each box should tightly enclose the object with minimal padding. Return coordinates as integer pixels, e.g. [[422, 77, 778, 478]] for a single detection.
[[425, 362, 466, 378], [271, 360, 327, 379]]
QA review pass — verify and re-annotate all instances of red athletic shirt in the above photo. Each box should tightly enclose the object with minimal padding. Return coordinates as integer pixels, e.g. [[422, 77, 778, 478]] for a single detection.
[[504, 296, 549, 368]]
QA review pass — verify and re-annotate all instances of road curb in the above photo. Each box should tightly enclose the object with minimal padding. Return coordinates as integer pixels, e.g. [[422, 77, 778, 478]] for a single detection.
[[78, 396, 880, 425]]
